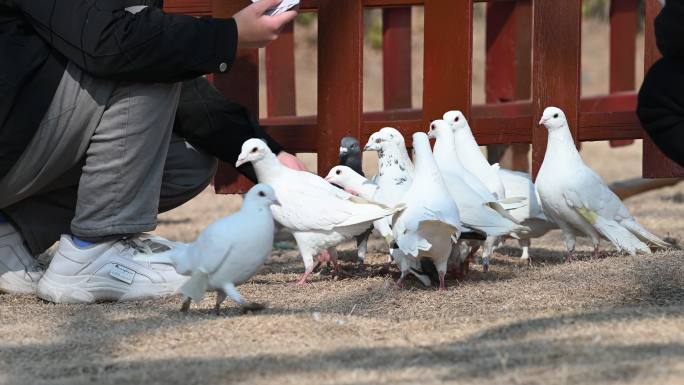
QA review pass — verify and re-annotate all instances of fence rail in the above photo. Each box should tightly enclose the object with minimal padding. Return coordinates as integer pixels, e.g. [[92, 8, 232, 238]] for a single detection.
[[165, 0, 684, 193]]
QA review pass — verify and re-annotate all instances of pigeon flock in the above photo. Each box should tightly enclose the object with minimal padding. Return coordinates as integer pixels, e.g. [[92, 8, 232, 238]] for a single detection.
[[160, 106, 672, 312]]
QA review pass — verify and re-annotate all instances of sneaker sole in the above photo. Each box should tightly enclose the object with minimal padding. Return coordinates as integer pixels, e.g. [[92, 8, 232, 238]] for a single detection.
[[0, 274, 39, 295], [37, 269, 185, 304]]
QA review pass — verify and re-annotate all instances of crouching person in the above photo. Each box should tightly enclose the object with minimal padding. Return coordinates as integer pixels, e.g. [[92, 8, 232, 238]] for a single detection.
[[0, 0, 301, 302]]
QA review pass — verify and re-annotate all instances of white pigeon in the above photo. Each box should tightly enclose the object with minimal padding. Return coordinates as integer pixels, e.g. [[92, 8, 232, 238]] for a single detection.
[[444, 110, 556, 262], [443, 110, 506, 199], [363, 128, 414, 250], [536, 106, 670, 260], [392, 132, 463, 290], [149, 184, 280, 314], [429, 119, 529, 271], [236, 139, 403, 284], [498, 169, 557, 260], [324, 165, 433, 287]]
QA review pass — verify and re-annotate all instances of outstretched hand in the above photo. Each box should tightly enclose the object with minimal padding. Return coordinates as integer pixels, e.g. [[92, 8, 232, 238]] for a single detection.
[[234, 0, 298, 49], [277, 151, 309, 171]]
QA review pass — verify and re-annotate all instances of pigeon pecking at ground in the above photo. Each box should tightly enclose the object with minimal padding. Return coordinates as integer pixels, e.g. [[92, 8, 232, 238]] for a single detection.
[[146, 184, 280, 315], [391, 132, 463, 291], [337, 136, 372, 271], [536, 106, 671, 261], [443, 110, 557, 263], [236, 138, 404, 284], [429, 119, 529, 272]]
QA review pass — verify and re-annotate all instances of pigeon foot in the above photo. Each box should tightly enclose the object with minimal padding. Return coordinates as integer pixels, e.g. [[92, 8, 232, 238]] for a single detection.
[[180, 297, 192, 313]]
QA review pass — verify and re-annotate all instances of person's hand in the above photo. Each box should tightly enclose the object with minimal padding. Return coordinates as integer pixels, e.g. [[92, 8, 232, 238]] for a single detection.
[[277, 151, 309, 171], [233, 0, 298, 49]]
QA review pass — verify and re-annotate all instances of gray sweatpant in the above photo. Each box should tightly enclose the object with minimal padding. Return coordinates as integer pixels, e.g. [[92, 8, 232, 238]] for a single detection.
[[0, 63, 218, 254]]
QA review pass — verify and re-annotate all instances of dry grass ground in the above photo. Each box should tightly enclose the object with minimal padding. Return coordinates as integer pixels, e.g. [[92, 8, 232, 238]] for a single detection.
[[1, 16, 683, 385]]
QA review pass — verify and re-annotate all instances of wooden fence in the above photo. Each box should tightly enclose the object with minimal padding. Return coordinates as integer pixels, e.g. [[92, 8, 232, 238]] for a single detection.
[[164, 0, 684, 193]]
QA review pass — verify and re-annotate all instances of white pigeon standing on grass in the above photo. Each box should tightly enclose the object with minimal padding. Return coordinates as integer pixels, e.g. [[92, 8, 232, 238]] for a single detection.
[[147, 184, 280, 314], [429, 119, 529, 271], [392, 132, 463, 290], [536, 107, 671, 260], [443, 110, 506, 199], [236, 139, 403, 284], [498, 169, 557, 261], [444, 110, 557, 262], [363, 128, 414, 255], [324, 165, 432, 287]]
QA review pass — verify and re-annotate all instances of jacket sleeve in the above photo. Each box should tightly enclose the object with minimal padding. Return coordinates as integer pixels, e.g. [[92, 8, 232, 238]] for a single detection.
[[15, 0, 237, 82], [173, 77, 284, 182], [655, 1, 684, 58]]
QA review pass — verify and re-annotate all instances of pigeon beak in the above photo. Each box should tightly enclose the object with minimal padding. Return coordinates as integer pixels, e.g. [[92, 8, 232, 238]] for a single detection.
[[271, 199, 282, 207], [324, 175, 332, 182], [339, 147, 348, 155], [538, 117, 547, 126], [235, 156, 248, 168]]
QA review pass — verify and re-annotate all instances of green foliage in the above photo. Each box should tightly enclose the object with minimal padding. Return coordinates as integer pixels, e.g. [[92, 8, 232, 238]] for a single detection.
[[583, 0, 610, 19], [365, 9, 383, 51], [295, 12, 316, 27]]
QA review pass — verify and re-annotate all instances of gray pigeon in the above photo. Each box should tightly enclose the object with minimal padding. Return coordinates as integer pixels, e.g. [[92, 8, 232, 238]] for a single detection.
[[339, 136, 365, 177], [338, 136, 371, 270]]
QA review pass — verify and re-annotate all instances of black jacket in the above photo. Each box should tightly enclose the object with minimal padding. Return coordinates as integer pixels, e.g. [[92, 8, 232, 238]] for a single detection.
[[0, 0, 282, 181], [637, 1, 684, 167]]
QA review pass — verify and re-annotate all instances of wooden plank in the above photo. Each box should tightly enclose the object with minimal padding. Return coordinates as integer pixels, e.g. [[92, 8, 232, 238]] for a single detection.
[[485, 1, 516, 103], [163, 0, 212, 15], [266, 23, 297, 117], [383, 7, 413, 110], [423, 0, 472, 128], [531, 0, 581, 178], [317, 0, 363, 175], [485, 1, 518, 168], [642, 0, 684, 178], [609, 0, 638, 147], [212, 0, 258, 193]]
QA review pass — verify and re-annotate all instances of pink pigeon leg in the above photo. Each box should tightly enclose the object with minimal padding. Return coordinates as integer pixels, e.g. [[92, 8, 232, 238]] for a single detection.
[[438, 271, 447, 291]]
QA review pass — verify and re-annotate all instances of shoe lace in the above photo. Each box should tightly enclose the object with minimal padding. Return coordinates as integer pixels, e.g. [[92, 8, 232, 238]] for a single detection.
[[121, 237, 154, 255]]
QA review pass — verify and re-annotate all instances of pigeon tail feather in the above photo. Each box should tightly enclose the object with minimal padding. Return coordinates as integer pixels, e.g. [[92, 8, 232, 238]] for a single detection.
[[620, 219, 672, 249], [591, 216, 651, 255]]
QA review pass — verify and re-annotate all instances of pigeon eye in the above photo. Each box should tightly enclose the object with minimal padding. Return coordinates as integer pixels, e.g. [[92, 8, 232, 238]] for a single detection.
[[375, 138, 381, 144], [258, 191, 266, 197], [455, 116, 460, 122], [430, 124, 435, 130], [251, 147, 258, 153], [553, 113, 559, 119], [336, 169, 341, 175]]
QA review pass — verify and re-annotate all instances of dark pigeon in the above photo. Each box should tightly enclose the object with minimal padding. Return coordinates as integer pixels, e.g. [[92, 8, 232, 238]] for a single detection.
[[339, 136, 364, 177], [338, 136, 371, 271]]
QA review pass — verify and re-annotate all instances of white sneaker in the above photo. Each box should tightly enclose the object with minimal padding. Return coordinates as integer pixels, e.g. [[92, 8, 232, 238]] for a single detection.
[[37, 234, 188, 303], [0, 223, 44, 294]]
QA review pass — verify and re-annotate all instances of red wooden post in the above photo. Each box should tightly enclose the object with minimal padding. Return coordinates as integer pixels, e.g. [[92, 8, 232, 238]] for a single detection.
[[317, 0, 363, 175], [609, 0, 638, 147], [212, 0, 258, 193], [531, 0, 582, 178], [485, 0, 531, 171], [423, 0, 472, 135], [383, 7, 412, 110], [642, 0, 684, 178], [266, 22, 297, 117]]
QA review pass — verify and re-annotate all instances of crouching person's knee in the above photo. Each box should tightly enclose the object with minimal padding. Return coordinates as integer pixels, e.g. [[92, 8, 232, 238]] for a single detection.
[[159, 137, 219, 212]]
